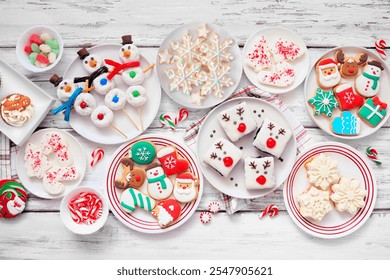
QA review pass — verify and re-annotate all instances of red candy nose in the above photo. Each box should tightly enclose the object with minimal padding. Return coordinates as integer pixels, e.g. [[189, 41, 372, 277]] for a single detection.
[[373, 71, 376, 75], [237, 123, 246, 133], [182, 186, 186, 189], [135, 175, 141, 181], [97, 113, 104, 120], [80, 101, 87, 109], [256, 175, 266, 185], [266, 137, 276, 149], [348, 68, 354, 73], [223, 156, 233, 167], [327, 71, 331, 75]]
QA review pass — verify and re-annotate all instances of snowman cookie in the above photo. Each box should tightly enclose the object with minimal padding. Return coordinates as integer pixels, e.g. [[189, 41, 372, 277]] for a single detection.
[[217, 102, 257, 142], [157, 146, 189, 176], [354, 60, 384, 98], [152, 199, 181, 228], [244, 157, 275, 190], [120, 188, 155, 213], [50, 74, 77, 102], [253, 118, 292, 158], [173, 172, 199, 203], [145, 163, 174, 200], [77, 48, 103, 74], [119, 35, 141, 63]]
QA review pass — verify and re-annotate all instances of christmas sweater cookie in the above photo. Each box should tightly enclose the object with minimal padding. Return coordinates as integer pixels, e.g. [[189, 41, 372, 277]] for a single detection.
[[252, 118, 292, 158], [257, 61, 295, 88], [334, 83, 364, 111], [304, 153, 339, 191], [355, 60, 384, 98], [335, 50, 367, 79], [316, 58, 341, 90], [40, 132, 73, 167], [173, 172, 199, 203], [244, 157, 275, 190], [203, 137, 242, 177], [330, 177, 367, 215], [114, 157, 146, 190], [0, 180, 28, 219], [297, 186, 332, 222], [270, 37, 305, 63], [308, 88, 339, 118], [157, 146, 189, 176], [120, 187, 155, 214], [152, 199, 181, 228], [128, 140, 156, 165], [358, 96, 387, 127], [145, 163, 174, 200], [43, 166, 80, 195], [331, 111, 361, 136], [217, 102, 257, 142], [24, 143, 52, 179], [246, 36, 272, 72]]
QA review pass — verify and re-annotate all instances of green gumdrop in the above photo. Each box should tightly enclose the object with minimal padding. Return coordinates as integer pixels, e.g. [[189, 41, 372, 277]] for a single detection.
[[51, 48, 60, 55], [132, 90, 140, 97], [31, 43, 40, 53], [46, 39, 59, 49], [29, 52, 37, 64]]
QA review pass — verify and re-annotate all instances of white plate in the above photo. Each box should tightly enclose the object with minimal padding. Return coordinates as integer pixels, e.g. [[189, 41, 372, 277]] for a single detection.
[[0, 59, 55, 146], [197, 97, 297, 199], [304, 46, 390, 139], [284, 142, 376, 239], [156, 22, 242, 109], [105, 134, 203, 234], [16, 128, 87, 199], [63, 44, 161, 145], [243, 27, 309, 94]]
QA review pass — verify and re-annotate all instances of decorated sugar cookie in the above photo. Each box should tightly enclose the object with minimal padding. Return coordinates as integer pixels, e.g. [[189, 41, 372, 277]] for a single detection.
[[331, 111, 361, 136], [173, 172, 199, 203], [77, 48, 103, 74], [152, 199, 181, 228], [257, 61, 295, 88], [270, 37, 305, 63], [316, 58, 341, 89], [252, 118, 292, 158], [0, 180, 28, 219], [357, 96, 387, 127], [200, 32, 234, 67], [297, 186, 332, 222], [42, 166, 80, 195], [157, 146, 189, 176], [218, 102, 258, 142], [128, 140, 156, 165], [93, 73, 116, 95], [119, 35, 141, 63], [354, 60, 384, 97], [203, 137, 243, 177], [74, 93, 96, 116], [40, 132, 73, 167], [335, 50, 367, 78], [246, 35, 272, 72], [244, 157, 275, 190], [50, 74, 77, 102], [165, 60, 203, 95], [114, 157, 146, 190], [334, 83, 364, 111], [304, 153, 339, 191], [158, 49, 173, 64], [24, 143, 52, 178], [145, 163, 174, 200], [308, 88, 339, 117], [0, 94, 34, 127], [200, 62, 234, 98], [120, 188, 155, 213]]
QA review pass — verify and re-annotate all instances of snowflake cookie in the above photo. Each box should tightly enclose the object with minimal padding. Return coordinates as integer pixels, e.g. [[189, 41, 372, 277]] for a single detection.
[[170, 31, 203, 63], [297, 186, 332, 222], [128, 140, 156, 165], [304, 153, 340, 191], [200, 32, 234, 67], [165, 60, 205, 95], [200, 62, 234, 98], [308, 88, 339, 118]]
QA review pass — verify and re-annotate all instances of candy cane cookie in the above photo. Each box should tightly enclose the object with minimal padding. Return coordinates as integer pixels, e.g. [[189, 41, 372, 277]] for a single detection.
[[120, 188, 155, 213]]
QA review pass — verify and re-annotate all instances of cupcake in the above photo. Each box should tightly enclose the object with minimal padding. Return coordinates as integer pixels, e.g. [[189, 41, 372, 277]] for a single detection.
[[0, 94, 34, 127]]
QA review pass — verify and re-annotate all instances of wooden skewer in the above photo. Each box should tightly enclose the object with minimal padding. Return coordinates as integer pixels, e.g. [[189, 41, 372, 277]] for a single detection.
[[121, 108, 140, 131], [143, 63, 155, 73], [138, 107, 144, 131], [109, 123, 128, 139]]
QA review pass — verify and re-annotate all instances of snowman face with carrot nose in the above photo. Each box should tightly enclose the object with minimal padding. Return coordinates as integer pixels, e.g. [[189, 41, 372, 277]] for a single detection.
[[119, 44, 140, 63]]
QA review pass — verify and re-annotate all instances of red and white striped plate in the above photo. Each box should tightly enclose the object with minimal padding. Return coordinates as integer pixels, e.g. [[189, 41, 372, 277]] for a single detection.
[[105, 134, 203, 234], [283, 142, 377, 239]]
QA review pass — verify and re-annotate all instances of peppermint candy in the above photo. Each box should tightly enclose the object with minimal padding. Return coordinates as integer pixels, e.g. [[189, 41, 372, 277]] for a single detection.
[[90, 148, 105, 167], [68, 192, 103, 225], [199, 211, 212, 224], [259, 204, 279, 219], [208, 201, 221, 214]]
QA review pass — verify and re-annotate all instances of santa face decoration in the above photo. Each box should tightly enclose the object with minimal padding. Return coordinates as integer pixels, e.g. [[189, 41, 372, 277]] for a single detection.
[[82, 54, 103, 74], [354, 60, 384, 98], [119, 44, 141, 63], [218, 102, 257, 142], [152, 199, 181, 228], [145, 163, 173, 200], [57, 79, 77, 102], [244, 157, 275, 190], [316, 58, 341, 89], [173, 172, 199, 203], [253, 118, 292, 158], [203, 137, 243, 177]]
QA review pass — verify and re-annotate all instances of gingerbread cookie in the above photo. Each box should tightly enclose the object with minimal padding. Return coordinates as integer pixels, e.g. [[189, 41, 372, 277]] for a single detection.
[[316, 58, 341, 89], [173, 172, 199, 203], [354, 60, 384, 98], [308, 88, 339, 118], [330, 177, 367, 215], [297, 186, 332, 222], [120, 188, 155, 213], [0, 94, 34, 127], [334, 83, 364, 111], [152, 199, 181, 228], [145, 163, 174, 200], [0, 180, 28, 219], [331, 111, 361, 136], [305, 153, 339, 191], [114, 157, 146, 190], [257, 61, 295, 88], [157, 146, 189, 176], [24, 143, 52, 179], [357, 96, 387, 127], [246, 36, 272, 72], [128, 140, 156, 165], [335, 50, 367, 78], [244, 157, 275, 190]]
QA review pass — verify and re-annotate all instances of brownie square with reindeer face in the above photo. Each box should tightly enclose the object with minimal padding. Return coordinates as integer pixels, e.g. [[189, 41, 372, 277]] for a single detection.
[[244, 157, 275, 189]]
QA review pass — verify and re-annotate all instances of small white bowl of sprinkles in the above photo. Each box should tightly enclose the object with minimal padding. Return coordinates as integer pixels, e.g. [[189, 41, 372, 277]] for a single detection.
[[60, 187, 109, 235]]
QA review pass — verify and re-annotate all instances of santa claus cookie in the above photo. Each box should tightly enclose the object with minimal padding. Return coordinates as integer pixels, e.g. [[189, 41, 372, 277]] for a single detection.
[[354, 60, 384, 98], [334, 83, 364, 111], [0, 180, 28, 219], [43, 166, 80, 195], [203, 137, 243, 177], [152, 199, 181, 228], [253, 118, 292, 158], [120, 188, 155, 213], [145, 163, 174, 200], [114, 157, 146, 189], [357, 96, 387, 127], [24, 142, 52, 179], [308, 88, 339, 118], [40, 132, 73, 167], [316, 58, 341, 89], [173, 172, 199, 203], [217, 102, 257, 142], [244, 157, 275, 190], [157, 146, 189, 176], [304, 153, 340, 191], [297, 186, 332, 222], [335, 50, 367, 78], [128, 140, 156, 165]]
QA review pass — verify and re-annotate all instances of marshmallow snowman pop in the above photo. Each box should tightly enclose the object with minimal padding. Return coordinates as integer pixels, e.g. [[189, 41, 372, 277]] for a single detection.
[[91, 105, 127, 139], [126, 85, 148, 131], [77, 48, 103, 74]]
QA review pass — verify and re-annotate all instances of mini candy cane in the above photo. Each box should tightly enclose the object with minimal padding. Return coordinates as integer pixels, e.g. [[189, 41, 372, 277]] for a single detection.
[[375, 39, 387, 60], [90, 148, 105, 167], [366, 146, 382, 166], [160, 108, 189, 130], [259, 204, 279, 219], [68, 192, 103, 225]]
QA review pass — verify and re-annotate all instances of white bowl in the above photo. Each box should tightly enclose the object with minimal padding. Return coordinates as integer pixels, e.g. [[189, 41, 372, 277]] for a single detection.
[[16, 25, 64, 73], [60, 187, 109, 235]]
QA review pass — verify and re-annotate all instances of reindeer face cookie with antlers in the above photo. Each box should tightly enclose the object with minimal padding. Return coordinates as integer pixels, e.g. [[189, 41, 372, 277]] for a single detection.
[[244, 157, 275, 189], [114, 157, 146, 189], [335, 50, 367, 78], [253, 118, 292, 158], [217, 102, 257, 142]]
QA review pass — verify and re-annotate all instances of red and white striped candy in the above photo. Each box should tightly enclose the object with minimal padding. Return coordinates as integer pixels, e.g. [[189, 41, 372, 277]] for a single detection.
[[375, 39, 387, 60], [208, 201, 221, 214], [68, 192, 103, 225], [259, 204, 279, 219], [199, 211, 212, 224], [90, 148, 104, 167]]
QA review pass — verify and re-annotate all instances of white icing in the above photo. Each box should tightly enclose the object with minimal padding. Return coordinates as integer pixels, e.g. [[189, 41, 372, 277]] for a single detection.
[[355, 64, 382, 97], [90, 106, 114, 127], [24, 143, 52, 178], [6, 196, 26, 216], [74, 93, 96, 116], [305, 153, 339, 190], [82, 54, 103, 74], [119, 44, 141, 63], [297, 186, 332, 222], [146, 166, 173, 200], [57, 79, 77, 102], [42, 166, 79, 195], [257, 61, 295, 87], [105, 88, 126, 111], [122, 67, 145, 86], [218, 102, 257, 142], [155, 205, 173, 228], [40, 132, 73, 167], [244, 157, 275, 190], [93, 73, 116, 95], [126, 86, 147, 108]]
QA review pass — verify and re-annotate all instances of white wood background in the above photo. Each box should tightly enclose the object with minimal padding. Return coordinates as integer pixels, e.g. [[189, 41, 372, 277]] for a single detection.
[[0, 0, 389, 259]]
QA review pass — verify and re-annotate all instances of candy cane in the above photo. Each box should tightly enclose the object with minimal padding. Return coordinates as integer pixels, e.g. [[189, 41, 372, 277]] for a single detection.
[[375, 39, 387, 60], [366, 146, 382, 166], [160, 108, 189, 130], [90, 148, 105, 167], [68, 192, 103, 225], [259, 204, 279, 219]]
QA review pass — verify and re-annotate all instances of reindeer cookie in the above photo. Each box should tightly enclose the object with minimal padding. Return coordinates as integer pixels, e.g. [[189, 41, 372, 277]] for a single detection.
[[114, 157, 146, 189], [335, 50, 367, 78], [244, 157, 275, 190]]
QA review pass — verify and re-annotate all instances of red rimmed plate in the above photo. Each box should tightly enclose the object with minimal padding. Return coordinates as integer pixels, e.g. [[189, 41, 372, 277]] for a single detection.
[[283, 142, 376, 239], [105, 134, 203, 234]]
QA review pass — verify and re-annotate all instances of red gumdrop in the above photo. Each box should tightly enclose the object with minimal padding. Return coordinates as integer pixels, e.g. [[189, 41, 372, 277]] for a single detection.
[[24, 44, 33, 54], [97, 113, 104, 120], [29, 34, 42, 45], [237, 123, 246, 133], [256, 175, 266, 185], [80, 101, 87, 109], [223, 156, 233, 167], [266, 137, 276, 149], [36, 53, 49, 64]]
